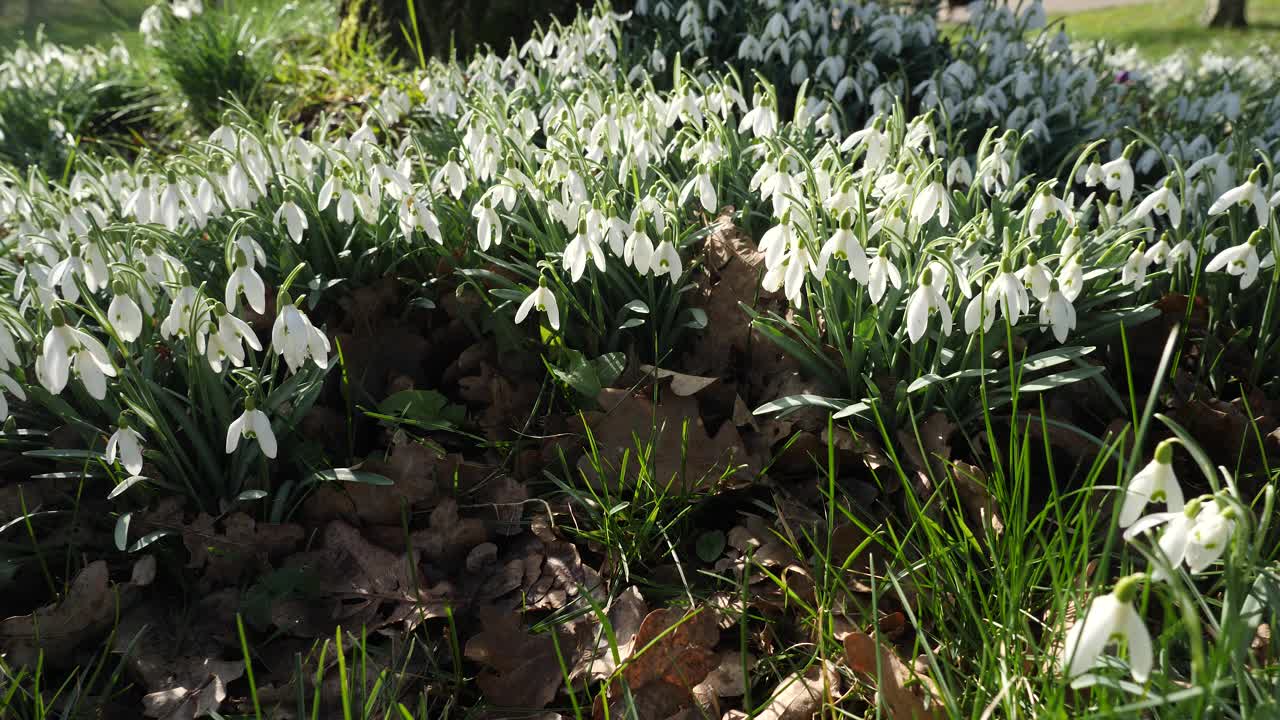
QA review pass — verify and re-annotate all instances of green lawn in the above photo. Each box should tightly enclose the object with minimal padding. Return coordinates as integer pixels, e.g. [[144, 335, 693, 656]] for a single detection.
[[0, 0, 149, 51], [1051, 0, 1280, 57]]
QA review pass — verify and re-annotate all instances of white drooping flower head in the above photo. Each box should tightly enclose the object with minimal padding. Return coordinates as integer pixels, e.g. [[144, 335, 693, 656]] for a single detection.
[[226, 397, 277, 459], [1060, 574, 1153, 683], [1205, 228, 1264, 289], [515, 280, 560, 331], [1119, 439, 1184, 527], [106, 414, 145, 476]]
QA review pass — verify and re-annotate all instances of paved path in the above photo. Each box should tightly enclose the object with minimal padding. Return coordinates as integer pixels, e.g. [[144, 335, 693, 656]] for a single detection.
[[944, 0, 1150, 21]]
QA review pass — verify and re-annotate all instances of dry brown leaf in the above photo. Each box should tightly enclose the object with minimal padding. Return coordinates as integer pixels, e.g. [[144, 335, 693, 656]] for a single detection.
[[410, 497, 488, 571], [844, 632, 944, 720], [465, 607, 570, 709], [580, 389, 757, 492], [640, 365, 720, 396], [756, 661, 842, 720], [696, 650, 754, 698], [621, 607, 720, 692], [1253, 623, 1271, 665], [302, 442, 459, 525], [0, 560, 117, 666], [141, 658, 244, 720], [681, 209, 775, 379], [184, 512, 304, 587], [951, 461, 1005, 536], [132, 554, 158, 586], [576, 586, 649, 682]]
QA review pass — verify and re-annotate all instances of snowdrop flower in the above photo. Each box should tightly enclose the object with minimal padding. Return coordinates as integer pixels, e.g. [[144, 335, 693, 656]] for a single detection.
[[1168, 237, 1197, 267], [764, 247, 814, 307], [1208, 167, 1270, 227], [1144, 234, 1171, 266], [107, 281, 143, 342], [160, 281, 202, 340], [271, 294, 330, 373], [1101, 154, 1135, 204], [759, 213, 796, 271], [1029, 187, 1073, 233], [226, 398, 276, 459], [947, 156, 973, 188], [1019, 254, 1053, 301], [1119, 440, 1184, 527], [515, 280, 560, 331], [818, 214, 869, 284], [105, 415, 144, 476], [1102, 193, 1122, 226], [1205, 229, 1263, 289], [225, 250, 266, 315], [990, 258, 1030, 325], [1081, 159, 1104, 188], [1120, 243, 1152, 292], [652, 239, 683, 282], [624, 220, 655, 274], [963, 292, 996, 335], [0, 324, 20, 372], [172, 0, 203, 20], [472, 200, 502, 251], [1039, 278, 1077, 343], [679, 167, 717, 214], [274, 200, 308, 244], [434, 154, 467, 199], [867, 246, 902, 304], [0, 371, 26, 422], [841, 122, 889, 169], [39, 307, 117, 399], [1184, 499, 1236, 574], [911, 179, 950, 228], [199, 303, 261, 372], [563, 219, 606, 282], [398, 191, 443, 244], [905, 264, 952, 343], [1133, 180, 1181, 229], [1060, 574, 1153, 683], [739, 94, 777, 138], [1123, 492, 1238, 580]]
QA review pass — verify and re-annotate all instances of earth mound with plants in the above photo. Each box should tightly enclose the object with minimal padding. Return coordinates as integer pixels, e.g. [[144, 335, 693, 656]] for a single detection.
[[0, 0, 1277, 717]]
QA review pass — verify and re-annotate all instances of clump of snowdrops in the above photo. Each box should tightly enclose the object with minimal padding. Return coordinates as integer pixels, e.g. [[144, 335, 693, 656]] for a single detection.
[[2, 5, 1280, 519]]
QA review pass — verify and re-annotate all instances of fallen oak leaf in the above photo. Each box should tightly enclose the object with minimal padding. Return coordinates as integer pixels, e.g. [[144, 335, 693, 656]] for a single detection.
[[639, 365, 719, 396], [0, 560, 118, 666], [464, 606, 571, 709], [620, 607, 720, 692], [141, 658, 245, 720], [843, 632, 945, 720], [755, 661, 843, 720], [580, 389, 757, 492]]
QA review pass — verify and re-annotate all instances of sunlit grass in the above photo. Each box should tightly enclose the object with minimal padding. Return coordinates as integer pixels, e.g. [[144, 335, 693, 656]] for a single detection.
[[1051, 0, 1280, 57], [0, 0, 149, 53]]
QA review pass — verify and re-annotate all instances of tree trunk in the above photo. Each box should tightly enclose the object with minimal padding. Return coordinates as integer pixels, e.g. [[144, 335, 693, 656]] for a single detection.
[[1203, 0, 1247, 28]]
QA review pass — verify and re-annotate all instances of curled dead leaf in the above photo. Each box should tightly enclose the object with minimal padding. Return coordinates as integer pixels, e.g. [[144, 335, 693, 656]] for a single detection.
[[843, 632, 944, 720], [756, 661, 842, 720], [581, 389, 757, 493], [465, 607, 570, 709], [0, 560, 118, 666]]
